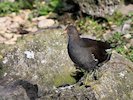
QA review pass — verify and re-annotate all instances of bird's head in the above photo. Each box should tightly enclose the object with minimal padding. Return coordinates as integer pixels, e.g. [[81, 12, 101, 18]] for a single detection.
[[64, 25, 80, 37]]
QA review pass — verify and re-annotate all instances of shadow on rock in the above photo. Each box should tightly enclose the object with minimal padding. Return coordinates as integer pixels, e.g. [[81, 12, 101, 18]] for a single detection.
[[13, 80, 40, 100]]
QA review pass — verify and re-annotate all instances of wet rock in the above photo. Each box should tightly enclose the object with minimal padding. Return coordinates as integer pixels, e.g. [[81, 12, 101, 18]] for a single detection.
[[38, 19, 55, 28]]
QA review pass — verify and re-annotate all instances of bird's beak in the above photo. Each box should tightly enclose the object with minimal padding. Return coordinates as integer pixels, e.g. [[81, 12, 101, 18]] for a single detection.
[[61, 28, 67, 35], [64, 28, 67, 34]]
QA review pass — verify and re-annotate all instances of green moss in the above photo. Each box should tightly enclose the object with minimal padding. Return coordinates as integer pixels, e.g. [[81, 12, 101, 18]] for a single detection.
[[53, 72, 76, 87]]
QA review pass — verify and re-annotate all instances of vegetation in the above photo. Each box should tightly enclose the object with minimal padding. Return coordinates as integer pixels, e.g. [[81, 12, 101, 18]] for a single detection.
[[0, 2, 20, 16], [34, 0, 63, 16], [107, 11, 133, 26], [108, 32, 133, 62], [0, 0, 63, 16], [76, 17, 107, 38]]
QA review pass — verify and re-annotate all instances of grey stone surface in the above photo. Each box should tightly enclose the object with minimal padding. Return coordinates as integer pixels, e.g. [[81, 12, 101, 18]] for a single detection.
[[0, 29, 133, 100], [92, 51, 133, 100], [73, 0, 120, 17]]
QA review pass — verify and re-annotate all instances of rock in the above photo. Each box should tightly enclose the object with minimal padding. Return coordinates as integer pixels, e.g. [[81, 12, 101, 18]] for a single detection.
[[129, 39, 133, 47], [9, 22, 20, 33], [0, 17, 12, 33], [0, 79, 96, 100], [37, 16, 47, 21], [42, 85, 96, 100], [0, 36, 6, 43], [71, 0, 120, 17], [12, 16, 25, 24], [4, 34, 21, 45], [0, 29, 133, 99], [38, 19, 55, 28], [0, 17, 8, 23], [0, 29, 76, 87], [0, 28, 96, 99], [0, 85, 29, 100], [26, 26, 38, 32], [121, 20, 132, 34], [0, 80, 36, 100], [31, 16, 45, 23], [19, 10, 31, 20], [89, 51, 133, 100], [10, 22, 20, 29], [118, 4, 133, 15], [123, 33, 132, 39], [2, 33, 13, 39]]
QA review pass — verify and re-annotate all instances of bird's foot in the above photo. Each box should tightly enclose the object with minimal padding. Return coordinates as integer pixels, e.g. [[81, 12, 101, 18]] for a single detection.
[[84, 69, 99, 85], [71, 71, 87, 86], [72, 69, 99, 86]]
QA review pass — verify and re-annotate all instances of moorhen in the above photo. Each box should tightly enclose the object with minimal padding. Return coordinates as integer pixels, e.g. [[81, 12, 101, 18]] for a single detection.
[[66, 25, 111, 72]]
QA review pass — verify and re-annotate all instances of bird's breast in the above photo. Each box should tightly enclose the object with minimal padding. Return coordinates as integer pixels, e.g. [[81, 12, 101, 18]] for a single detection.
[[68, 42, 92, 63]]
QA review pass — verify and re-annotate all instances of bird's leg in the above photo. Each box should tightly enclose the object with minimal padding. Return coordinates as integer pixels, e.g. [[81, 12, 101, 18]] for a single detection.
[[73, 70, 87, 86], [79, 71, 87, 82], [84, 68, 99, 85], [93, 69, 99, 80], [84, 70, 95, 85], [75, 69, 99, 86]]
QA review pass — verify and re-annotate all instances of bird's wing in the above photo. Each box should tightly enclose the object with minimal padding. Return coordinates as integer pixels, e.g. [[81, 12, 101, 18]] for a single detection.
[[81, 38, 111, 49]]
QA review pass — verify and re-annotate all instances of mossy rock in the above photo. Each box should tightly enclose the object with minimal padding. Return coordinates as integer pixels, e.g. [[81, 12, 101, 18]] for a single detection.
[[0, 29, 76, 88]]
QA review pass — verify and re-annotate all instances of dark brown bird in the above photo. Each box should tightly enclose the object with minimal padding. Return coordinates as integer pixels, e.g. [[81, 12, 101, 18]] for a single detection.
[[66, 25, 111, 72]]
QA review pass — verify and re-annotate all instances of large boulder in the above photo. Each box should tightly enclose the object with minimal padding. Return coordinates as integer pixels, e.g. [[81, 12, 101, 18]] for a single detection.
[[0, 29, 76, 88], [0, 28, 96, 100], [90, 51, 133, 100], [69, 0, 133, 17], [72, 0, 120, 17], [0, 28, 133, 100]]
